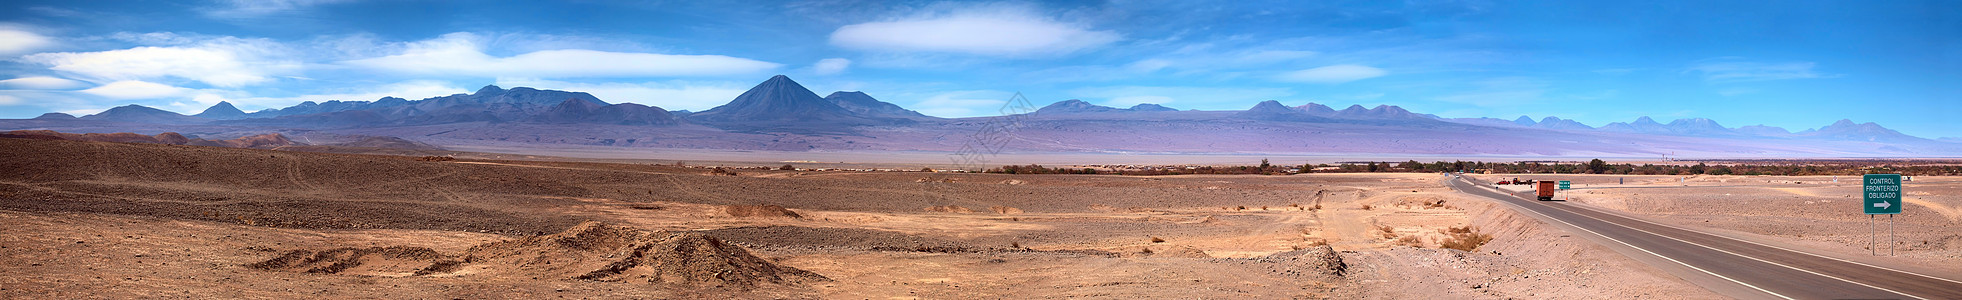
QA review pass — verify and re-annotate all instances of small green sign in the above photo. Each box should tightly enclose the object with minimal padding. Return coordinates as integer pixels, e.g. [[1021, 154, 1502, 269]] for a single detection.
[[1864, 174, 1902, 215], [1558, 180, 1571, 190]]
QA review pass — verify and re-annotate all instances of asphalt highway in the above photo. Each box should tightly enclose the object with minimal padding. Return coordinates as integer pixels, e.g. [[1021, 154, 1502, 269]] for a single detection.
[[1447, 176, 1961, 299]]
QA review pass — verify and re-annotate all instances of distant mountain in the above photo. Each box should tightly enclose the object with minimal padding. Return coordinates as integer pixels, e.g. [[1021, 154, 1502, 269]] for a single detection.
[[826, 91, 934, 120], [1236, 100, 1330, 122], [1532, 116, 1593, 130], [1735, 125, 1792, 136], [1803, 119, 1925, 142], [1940, 137, 1962, 143], [79, 105, 206, 124], [1128, 103, 1178, 112], [32, 112, 75, 120], [1513, 116, 1536, 126], [1293, 103, 1337, 115], [1334, 105, 1430, 120], [1664, 118, 1735, 136], [193, 101, 249, 120], [1036, 100, 1121, 114], [524, 98, 675, 126], [0, 130, 296, 149], [688, 75, 895, 132], [1443, 117, 1522, 128], [1599, 117, 1667, 133], [248, 97, 411, 118]]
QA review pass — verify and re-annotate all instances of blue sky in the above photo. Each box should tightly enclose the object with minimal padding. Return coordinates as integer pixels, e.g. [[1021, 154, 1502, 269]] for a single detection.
[[0, 0, 1956, 138]]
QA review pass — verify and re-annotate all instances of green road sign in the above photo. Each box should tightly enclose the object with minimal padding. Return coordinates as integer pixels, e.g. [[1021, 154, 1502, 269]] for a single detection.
[[1864, 174, 1902, 215], [1557, 180, 1571, 190]]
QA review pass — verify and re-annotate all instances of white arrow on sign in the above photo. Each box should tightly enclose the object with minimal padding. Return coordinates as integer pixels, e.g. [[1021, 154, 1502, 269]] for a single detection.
[[1874, 202, 1892, 209]]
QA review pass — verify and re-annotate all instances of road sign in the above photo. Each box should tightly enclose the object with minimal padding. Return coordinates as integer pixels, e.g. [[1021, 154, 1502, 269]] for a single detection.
[[1864, 174, 1902, 215], [1557, 180, 1571, 190]]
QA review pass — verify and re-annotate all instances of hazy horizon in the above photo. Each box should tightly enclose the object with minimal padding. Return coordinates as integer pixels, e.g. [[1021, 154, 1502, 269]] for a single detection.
[[0, 1, 1957, 138]]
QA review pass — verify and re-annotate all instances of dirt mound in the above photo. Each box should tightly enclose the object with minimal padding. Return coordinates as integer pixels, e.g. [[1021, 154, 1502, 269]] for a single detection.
[[251, 222, 827, 288], [725, 204, 803, 218], [460, 222, 827, 287], [699, 225, 986, 250], [924, 205, 975, 213], [248, 246, 449, 277], [990, 205, 1024, 214], [1254, 245, 1348, 277]]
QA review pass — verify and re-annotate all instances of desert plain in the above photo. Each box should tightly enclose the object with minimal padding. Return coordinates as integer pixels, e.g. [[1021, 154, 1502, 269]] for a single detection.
[[3, 137, 1958, 299]]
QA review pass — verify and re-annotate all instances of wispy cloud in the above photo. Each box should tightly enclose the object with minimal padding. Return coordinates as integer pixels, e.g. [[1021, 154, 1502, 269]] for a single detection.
[[79, 80, 192, 99], [1686, 59, 1835, 82], [0, 76, 89, 90], [341, 33, 780, 78], [1276, 64, 1387, 84], [812, 58, 851, 76], [23, 35, 300, 87], [829, 4, 1119, 57], [200, 0, 355, 19], [0, 29, 55, 55]]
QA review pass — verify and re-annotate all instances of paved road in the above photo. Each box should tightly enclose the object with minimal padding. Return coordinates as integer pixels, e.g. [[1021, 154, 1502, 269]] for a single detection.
[[1446, 176, 1962, 299]]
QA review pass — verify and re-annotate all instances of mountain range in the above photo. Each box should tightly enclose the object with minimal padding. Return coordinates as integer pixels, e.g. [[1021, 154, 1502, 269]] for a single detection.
[[7, 74, 1958, 157]]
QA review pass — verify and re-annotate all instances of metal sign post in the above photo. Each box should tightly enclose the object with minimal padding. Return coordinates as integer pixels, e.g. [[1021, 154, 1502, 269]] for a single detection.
[[1863, 174, 1902, 256], [1558, 181, 1571, 200]]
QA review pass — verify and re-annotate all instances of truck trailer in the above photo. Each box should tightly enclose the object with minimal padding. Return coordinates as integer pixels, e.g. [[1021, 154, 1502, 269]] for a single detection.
[[1536, 181, 1557, 201]]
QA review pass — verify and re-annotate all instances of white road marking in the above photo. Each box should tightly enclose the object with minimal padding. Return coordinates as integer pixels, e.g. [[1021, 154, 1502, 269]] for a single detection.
[[1539, 201, 1928, 300], [1448, 179, 1792, 300], [1559, 201, 1962, 287]]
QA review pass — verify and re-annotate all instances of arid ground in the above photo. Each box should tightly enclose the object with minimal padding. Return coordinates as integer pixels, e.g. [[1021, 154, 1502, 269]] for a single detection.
[[36, 137, 1959, 298]]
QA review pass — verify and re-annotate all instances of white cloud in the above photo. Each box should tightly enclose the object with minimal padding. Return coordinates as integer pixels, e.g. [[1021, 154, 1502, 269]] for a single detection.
[[0, 29, 54, 55], [0, 76, 89, 89], [0, 95, 20, 105], [80, 80, 192, 99], [493, 78, 751, 111], [1277, 64, 1387, 83], [1686, 59, 1832, 82], [23, 36, 299, 87], [829, 7, 1119, 57], [341, 33, 780, 78], [813, 58, 852, 75]]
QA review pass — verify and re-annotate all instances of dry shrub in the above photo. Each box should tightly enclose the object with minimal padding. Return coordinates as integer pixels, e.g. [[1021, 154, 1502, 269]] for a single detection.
[[1360, 204, 1373, 211], [924, 205, 975, 214], [1374, 225, 1397, 239], [990, 205, 1024, 214], [1439, 226, 1494, 251], [1394, 235, 1425, 248], [416, 156, 456, 162], [1151, 236, 1166, 243]]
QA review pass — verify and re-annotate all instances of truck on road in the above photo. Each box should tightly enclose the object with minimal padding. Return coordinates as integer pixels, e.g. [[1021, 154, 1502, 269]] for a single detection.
[[1536, 181, 1557, 201]]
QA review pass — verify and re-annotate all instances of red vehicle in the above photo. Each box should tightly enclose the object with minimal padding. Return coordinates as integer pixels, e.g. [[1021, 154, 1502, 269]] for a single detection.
[[1536, 181, 1557, 201]]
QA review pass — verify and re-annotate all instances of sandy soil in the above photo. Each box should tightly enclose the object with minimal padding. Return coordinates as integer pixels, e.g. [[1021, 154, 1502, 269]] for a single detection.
[[1472, 174, 1962, 279], [1, 138, 1717, 298]]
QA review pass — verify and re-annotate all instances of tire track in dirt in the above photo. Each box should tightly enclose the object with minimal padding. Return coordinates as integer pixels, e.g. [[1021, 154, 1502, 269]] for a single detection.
[[284, 158, 318, 191]]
